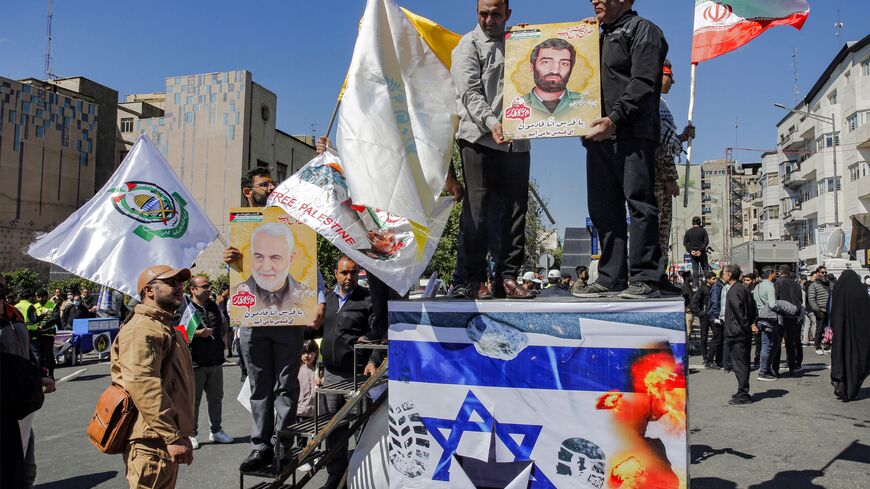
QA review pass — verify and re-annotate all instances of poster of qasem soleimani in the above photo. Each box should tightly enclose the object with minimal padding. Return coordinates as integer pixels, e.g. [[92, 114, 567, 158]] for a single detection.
[[502, 20, 601, 140], [229, 207, 317, 327]]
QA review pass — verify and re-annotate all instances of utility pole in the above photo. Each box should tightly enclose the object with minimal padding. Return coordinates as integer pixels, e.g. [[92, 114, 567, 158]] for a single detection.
[[791, 48, 800, 105]]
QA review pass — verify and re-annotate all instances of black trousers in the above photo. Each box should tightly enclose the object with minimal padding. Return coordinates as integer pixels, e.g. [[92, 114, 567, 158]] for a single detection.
[[38, 335, 56, 378], [586, 138, 661, 288], [769, 323, 784, 375], [457, 140, 530, 283], [781, 317, 802, 370], [706, 320, 724, 365], [367, 272, 401, 341], [728, 337, 752, 400], [753, 332, 762, 365], [691, 253, 710, 288], [699, 316, 711, 359], [813, 311, 828, 349]]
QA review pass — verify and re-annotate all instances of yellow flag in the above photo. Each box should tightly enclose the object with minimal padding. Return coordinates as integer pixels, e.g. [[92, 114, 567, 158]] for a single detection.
[[337, 7, 460, 101]]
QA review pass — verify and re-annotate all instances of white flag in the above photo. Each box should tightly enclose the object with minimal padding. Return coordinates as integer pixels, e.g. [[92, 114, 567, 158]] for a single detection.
[[28, 135, 218, 297], [337, 0, 459, 226]]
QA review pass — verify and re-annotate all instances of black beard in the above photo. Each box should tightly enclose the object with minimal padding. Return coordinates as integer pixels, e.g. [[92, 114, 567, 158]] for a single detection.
[[252, 192, 270, 206], [533, 71, 568, 93], [156, 293, 181, 313]]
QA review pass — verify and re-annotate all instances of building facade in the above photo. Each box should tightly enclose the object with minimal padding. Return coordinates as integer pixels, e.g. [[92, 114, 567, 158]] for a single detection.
[[0, 76, 115, 275], [118, 70, 316, 276], [772, 35, 870, 267]]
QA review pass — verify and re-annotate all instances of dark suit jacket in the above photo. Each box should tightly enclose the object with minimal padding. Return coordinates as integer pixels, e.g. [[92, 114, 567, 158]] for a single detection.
[[320, 286, 373, 377]]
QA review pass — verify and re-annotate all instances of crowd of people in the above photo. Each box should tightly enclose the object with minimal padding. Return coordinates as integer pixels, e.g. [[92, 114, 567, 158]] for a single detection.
[[681, 262, 870, 405], [2, 1, 868, 489]]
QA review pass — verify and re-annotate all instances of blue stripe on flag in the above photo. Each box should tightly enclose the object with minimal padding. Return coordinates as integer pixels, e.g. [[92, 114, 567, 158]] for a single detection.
[[390, 340, 686, 392], [388, 311, 684, 338]]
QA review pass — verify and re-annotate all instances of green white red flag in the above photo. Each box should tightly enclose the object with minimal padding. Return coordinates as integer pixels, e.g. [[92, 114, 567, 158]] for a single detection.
[[176, 302, 202, 343], [691, 0, 810, 63]]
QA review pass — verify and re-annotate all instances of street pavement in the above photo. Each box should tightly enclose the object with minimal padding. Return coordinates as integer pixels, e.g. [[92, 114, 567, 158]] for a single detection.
[[30, 347, 869, 489]]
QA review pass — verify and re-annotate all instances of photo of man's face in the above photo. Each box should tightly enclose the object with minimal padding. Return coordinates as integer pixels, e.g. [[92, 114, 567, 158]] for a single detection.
[[251, 226, 294, 292], [532, 46, 574, 93]]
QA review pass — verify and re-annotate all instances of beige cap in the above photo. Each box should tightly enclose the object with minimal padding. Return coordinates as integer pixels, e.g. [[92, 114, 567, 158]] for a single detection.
[[137, 265, 191, 295]]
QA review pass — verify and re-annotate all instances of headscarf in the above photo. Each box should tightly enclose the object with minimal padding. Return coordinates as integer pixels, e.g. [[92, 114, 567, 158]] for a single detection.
[[829, 269, 870, 401]]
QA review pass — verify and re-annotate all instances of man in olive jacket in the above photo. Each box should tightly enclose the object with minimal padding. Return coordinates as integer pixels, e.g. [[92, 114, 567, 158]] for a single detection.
[[110, 265, 195, 488]]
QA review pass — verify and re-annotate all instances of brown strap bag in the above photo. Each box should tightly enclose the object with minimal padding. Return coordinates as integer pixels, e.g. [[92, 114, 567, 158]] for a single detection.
[[86, 383, 137, 454], [87, 328, 177, 454]]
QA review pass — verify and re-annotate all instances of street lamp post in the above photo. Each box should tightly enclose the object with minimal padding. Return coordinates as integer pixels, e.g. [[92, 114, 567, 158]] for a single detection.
[[773, 103, 840, 226]]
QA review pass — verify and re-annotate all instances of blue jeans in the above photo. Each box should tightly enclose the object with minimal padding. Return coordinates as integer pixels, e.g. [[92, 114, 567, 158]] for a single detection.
[[759, 321, 777, 375]]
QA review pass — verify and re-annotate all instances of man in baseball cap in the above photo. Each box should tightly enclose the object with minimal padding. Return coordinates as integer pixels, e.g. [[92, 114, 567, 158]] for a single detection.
[[111, 264, 195, 487]]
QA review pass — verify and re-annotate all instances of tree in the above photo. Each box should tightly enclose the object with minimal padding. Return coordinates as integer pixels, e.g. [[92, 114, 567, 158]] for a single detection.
[[4, 268, 41, 296], [317, 235, 342, 288]]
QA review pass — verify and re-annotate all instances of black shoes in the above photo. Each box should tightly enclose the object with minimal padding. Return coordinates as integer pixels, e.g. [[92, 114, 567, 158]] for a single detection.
[[729, 396, 752, 405], [240, 448, 274, 472], [704, 361, 721, 370], [618, 282, 662, 299]]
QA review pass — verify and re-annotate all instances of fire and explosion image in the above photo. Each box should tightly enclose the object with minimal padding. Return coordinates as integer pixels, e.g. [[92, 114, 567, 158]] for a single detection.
[[595, 349, 687, 489]]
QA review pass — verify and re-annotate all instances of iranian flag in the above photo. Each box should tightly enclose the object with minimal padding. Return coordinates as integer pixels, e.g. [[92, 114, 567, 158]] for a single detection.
[[692, 0, 810, 63], [176, 302, 202, 343]]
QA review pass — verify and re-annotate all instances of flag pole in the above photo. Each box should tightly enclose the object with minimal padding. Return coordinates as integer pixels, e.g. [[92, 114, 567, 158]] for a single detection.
[[325, 98, 342, 139], [682, 62, 698, 208]]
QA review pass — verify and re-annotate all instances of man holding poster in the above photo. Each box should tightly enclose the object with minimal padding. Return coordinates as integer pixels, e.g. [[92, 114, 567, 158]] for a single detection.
[[451, 0, 533, 300], [575, 0, 668, 299]]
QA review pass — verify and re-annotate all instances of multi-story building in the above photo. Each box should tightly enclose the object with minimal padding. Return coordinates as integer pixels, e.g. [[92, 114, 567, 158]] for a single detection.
[[118, 70, 316, 276], [0, 76, 117, 275], [773, 34, 870, 267]]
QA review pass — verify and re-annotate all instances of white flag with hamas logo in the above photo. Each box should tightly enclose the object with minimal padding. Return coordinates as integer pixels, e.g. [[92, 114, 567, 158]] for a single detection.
[[28, 135, 218, 298]]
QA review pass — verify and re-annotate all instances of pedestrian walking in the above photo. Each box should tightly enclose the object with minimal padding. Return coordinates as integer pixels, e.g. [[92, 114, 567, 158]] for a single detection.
[[754, 266, 780, 381], [775, 265, 804, 374], [705, 272, 724, 369]]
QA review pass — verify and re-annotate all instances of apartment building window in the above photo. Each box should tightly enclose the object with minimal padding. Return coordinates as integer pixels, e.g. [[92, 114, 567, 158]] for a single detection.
[[766, 206, 779, 219], [847, 113, 858, 132], [850, 164, 860, 182], [121, 117, 134, 133], [276, 162, 288, 182], [863, 58, 870, 76], [827, 90, 837, 105]]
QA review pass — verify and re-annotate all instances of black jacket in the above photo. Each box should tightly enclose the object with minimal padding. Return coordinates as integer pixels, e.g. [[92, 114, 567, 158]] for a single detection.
[[187, 298, 226, 367], [775, 276, 803, 316], [321, 286, 373, 377], [683, 226, 709, 253], [598, 10, 668, 141], [691, 282, 710, 317], [724, 282, 757, 340]]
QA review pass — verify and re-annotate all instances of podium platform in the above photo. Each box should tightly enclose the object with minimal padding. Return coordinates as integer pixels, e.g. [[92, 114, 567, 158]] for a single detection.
[[386, 296, 687, 489]]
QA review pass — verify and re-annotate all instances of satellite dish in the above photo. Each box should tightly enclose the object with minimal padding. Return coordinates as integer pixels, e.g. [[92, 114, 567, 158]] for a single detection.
[[823, 228, 845, 258]]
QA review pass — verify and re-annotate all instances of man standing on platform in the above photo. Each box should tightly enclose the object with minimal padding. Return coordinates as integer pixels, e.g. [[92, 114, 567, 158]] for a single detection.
[[224, 168, 326, 472], [723, 264, 757, 405], [683, 217, 710, 289], [318, 256, 375, 489], [575, 0, 668, 299], [451, 0, 533, 300]]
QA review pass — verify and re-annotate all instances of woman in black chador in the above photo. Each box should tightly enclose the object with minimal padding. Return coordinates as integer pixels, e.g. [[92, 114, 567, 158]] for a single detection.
[[829, 270, 870, 401]]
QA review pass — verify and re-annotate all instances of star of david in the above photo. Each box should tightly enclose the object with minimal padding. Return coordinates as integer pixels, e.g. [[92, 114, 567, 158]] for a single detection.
[[419, 390, 555, 487]]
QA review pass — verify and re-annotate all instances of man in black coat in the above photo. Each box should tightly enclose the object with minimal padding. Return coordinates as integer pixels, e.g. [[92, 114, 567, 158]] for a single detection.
[[319, 256, 375, 489], [775, 265, 804, 374], [683, 216, 710, 288], [574, 0, 668, 299], [723, 264, 758, 405]]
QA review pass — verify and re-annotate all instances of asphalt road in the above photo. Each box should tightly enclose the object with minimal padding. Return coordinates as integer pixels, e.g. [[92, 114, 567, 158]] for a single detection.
[[30, 347, 869, 489]]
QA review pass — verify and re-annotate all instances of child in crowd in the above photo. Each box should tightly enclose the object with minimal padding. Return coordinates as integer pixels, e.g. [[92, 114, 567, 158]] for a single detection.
[[296, 340, 322, 450]]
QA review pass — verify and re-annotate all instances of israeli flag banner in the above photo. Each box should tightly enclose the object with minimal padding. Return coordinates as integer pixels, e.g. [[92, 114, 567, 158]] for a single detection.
[[387, 300, 688, 489]]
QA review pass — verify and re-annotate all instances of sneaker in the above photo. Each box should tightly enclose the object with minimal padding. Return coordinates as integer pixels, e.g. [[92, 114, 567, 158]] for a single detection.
[[704, 362, 721, 370], [815, 348, 825, 355], [729, 396, 753, 405], [756, 373, 777, 381], [210, 431, 234, 444], [448, 284, 469, 299], [618, 282, 661, 299], [572, 281, 622, 298], [189, 436, 200, 450]]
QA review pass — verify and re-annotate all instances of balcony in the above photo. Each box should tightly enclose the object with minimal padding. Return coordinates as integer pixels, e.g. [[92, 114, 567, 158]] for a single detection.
[[781, 169, 806, 188], [857, 123, 870, 150]]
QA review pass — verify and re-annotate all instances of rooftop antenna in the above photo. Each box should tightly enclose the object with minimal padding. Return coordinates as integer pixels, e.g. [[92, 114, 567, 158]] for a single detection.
[[834, 9, 844, 47], [791, 48, 800, 105], [310, 123, 320, 145], [44, 0, 54, 80]]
